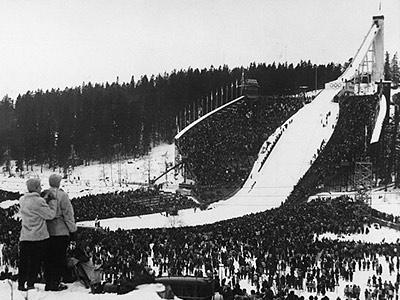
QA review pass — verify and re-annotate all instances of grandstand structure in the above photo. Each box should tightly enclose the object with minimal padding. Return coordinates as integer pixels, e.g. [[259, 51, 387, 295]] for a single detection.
[[175, 80, 244, 135], [171, 15, 389, 208]]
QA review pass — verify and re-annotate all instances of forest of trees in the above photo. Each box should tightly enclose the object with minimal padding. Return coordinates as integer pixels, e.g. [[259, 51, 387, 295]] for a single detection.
[[385, 51, 400, 86], [0, 54, 397, 173]]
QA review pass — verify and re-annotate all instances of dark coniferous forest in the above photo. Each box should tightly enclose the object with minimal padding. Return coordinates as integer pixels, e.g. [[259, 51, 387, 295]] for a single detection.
[[0, 61, 347, 171]]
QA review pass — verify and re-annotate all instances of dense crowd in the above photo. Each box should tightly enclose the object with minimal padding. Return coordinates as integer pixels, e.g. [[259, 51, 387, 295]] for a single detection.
[[0, 207, 20, 268], [177, 95, 306, 203], [0, 190, 21, 269], [0, 185, 198, 222], [86, 197, 400, 299], [257, 120, 293, 173], [0, 196, 399, 298], [0, 189, 21, 203], [71, 187, 198, 221], [1, 195, 397, 299], [0, 186, 199, 272]]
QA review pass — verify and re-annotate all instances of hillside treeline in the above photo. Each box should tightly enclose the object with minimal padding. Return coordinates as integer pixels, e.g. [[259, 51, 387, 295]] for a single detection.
[[0, 61, 343, 170]]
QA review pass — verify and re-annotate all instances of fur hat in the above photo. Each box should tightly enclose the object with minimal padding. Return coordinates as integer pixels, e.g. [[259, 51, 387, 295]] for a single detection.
[[49, 174, 62, 188], [26, 178, 41, 193]]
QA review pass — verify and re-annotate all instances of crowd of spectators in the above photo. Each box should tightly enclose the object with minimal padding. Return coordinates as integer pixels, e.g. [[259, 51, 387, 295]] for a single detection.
[[372, 209, 400, 227], [0, 184, 198, 222], [257, 120, 293, 173], [71, 187, 198, 222], [177, 95, 306, 203], [344, 284, 361, 299], [0, 186, 199, 271], [0, 190, 21, 268], [364, 272, 396, 300], [0, 189, 21, 203], [0, 195, 396, 299], [0, 207, 20, 269], [0, 187, 398, 296]]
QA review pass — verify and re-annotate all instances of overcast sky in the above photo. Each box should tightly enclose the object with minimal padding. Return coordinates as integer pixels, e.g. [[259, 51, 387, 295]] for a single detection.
[[0, 0, 399, 99]]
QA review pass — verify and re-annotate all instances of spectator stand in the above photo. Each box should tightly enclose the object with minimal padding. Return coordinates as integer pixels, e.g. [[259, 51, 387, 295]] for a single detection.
[[176, 94, 306, 204]]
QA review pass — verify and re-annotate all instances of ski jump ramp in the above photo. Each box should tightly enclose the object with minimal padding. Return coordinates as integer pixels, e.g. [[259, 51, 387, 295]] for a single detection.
[[77, 16, 385, 230], [78, 89, 340, 230]]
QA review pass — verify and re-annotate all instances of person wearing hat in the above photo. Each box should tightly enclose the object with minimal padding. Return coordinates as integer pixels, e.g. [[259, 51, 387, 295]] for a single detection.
[[44, 174, 77, 291], [18, 178, 57, 291]]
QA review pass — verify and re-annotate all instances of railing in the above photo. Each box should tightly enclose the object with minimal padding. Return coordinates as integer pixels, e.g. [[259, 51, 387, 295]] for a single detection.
[[175, 81, 242, 135]]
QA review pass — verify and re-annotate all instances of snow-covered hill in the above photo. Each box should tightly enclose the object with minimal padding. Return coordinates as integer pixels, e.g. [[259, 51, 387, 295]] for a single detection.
[[0, 143, 179, 199]]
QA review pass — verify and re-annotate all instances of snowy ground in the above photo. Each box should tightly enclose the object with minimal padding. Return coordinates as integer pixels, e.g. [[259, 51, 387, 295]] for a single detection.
[[0, 143, 179, 199]]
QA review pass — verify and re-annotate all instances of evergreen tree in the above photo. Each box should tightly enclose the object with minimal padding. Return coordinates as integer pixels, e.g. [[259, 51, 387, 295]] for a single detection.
[[0, 95, 15, 166], [391, 52, 400, 86], [384, 51, 392, 81]]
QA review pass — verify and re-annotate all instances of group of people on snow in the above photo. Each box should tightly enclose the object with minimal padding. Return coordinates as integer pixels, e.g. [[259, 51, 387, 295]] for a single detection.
[[17, 174, 77, 291]]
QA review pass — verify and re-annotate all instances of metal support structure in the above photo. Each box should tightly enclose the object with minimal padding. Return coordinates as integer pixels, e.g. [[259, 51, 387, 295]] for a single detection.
[[340, 15, 384, 96], [354, 157, 373, 205]]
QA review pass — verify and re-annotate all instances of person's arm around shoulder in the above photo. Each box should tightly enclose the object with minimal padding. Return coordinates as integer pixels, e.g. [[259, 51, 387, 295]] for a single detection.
[[35, 197, 57, 220]]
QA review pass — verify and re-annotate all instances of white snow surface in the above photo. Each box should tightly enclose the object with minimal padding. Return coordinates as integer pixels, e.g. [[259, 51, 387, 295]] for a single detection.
[[0, 143, 180, 199], [0, 280, 168, 300]]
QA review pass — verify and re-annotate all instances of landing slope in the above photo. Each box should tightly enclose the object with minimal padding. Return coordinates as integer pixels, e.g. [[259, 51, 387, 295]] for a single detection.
[[213, 89, 340, 212]]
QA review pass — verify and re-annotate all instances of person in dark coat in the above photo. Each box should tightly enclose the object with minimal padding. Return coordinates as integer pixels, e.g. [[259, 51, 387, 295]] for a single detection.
[[44, 174, 77, 291]]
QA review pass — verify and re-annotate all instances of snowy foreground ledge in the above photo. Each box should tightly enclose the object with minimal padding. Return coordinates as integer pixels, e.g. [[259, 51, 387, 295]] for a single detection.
[[0, 281, 168, 300]]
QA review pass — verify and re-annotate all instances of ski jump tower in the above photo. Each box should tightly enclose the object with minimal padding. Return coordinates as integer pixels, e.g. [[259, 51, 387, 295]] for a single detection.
[[333, 15, 387, 202], [173, 15, 388, 207], [332, 15, 385, 96]]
